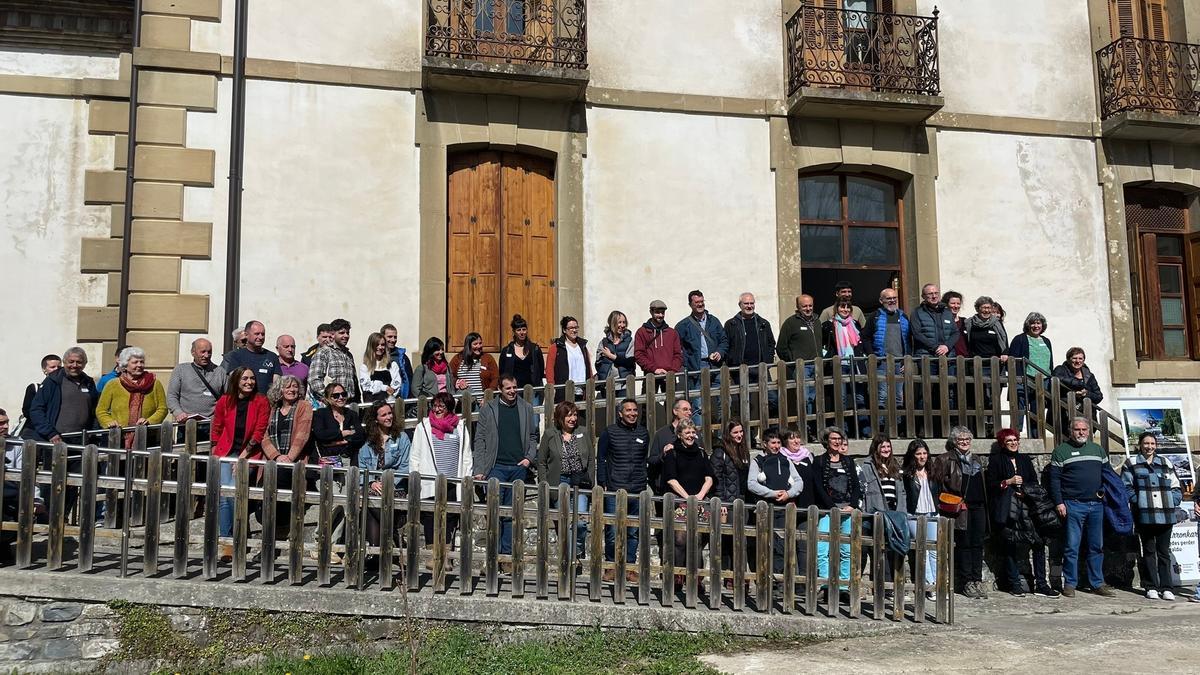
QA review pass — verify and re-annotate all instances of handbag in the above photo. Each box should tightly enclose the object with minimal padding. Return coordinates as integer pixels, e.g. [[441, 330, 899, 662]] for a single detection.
[[937, 491, 966, 516]]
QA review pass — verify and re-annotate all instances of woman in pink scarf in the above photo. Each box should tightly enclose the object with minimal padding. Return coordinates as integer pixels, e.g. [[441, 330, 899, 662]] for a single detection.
[[821, 301, 870, 438], [410, 392, 472, 562]]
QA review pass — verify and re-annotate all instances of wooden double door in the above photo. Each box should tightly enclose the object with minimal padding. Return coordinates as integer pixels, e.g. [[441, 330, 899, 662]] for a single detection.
[[447, 151, 556, 352]]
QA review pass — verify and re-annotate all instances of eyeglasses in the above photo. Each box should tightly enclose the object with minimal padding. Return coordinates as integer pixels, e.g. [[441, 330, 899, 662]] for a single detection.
[[329, 392, 348, 400]]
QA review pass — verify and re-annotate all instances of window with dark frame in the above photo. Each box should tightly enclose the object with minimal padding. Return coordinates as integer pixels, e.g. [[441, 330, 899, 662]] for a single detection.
[[798, 173, 905, 313], [1126, 187, 1198, 361]]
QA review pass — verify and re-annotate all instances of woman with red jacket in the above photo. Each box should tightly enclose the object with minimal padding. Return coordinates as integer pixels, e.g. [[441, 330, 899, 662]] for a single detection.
[[545, 316, 592, 404], [211, 366, 269, 546]]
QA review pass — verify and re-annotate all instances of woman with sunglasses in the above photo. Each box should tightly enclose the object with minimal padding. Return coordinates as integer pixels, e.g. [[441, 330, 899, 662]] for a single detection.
[[310, 382, 365, 564]]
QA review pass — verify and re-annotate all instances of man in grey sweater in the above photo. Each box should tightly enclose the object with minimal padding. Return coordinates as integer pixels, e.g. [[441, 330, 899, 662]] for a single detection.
[[167, 338, 226, 440], [473, 374, 539, 559]]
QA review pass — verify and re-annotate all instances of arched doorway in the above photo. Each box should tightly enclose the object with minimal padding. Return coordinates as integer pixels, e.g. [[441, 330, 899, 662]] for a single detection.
[[447, 150, 556, 351]]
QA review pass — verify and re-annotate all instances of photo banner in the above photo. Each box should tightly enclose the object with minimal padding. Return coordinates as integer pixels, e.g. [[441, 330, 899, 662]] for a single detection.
[[1118, 397, 1199, 584]]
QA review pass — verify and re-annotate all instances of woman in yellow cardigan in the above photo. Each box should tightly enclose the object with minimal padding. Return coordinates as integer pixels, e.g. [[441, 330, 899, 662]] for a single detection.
[[96, 346, 168, 447]]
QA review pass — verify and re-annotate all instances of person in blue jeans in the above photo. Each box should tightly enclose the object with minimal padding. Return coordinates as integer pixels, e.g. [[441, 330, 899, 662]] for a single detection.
[[1046, 417, 1115, 597], [536, 401, 595, 558], [812, 427, 862, 598], [473, 375, 539, 559]]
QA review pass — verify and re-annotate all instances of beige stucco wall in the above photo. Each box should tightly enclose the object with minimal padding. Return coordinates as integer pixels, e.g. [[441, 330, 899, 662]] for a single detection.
[[0, 94, 110, 408], [934, 128, 1112, 395], [0, 52, 121, 79], [919, 0, 1097, 122], [180, 78, 422, 362], [191, 0, 422, 71], [587, 0, 783, 100], [582, 106, 779, 342]]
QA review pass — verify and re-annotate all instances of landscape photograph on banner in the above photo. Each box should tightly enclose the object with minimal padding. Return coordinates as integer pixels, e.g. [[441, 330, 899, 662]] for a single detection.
[[1118, 397, 1199, 584]]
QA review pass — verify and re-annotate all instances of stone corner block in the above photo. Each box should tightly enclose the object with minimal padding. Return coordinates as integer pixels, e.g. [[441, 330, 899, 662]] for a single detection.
[[134, 146, 215, 187], [83, 170, 126, 205]]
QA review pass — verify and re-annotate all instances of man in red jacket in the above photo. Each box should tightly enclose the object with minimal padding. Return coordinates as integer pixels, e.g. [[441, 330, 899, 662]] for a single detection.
[[634, 300, 683, 393]]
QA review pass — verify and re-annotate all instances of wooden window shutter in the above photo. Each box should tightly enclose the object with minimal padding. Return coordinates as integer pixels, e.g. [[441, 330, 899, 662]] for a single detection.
[[1145, 0, 1168, 41], [1186, 232, 1200, 357], [1109, 0, 1135, 39]]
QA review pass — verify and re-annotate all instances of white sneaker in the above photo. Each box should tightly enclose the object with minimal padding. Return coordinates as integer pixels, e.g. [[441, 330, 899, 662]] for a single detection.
[[1162, 590, 1176, 601], [1145, 589, 1160, 600]]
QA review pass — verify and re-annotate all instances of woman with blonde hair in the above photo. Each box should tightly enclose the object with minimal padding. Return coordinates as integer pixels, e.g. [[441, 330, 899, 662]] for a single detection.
[[595, 310, 634, 395], [358, 332, 401, 403]]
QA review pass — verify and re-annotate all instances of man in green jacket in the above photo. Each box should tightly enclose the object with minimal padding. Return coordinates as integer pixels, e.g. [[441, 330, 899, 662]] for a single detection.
[[777, 294, 822, 413]]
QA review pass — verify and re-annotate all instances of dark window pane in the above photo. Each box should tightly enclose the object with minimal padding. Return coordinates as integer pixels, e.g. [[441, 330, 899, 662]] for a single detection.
[[1157, 235, 1183, 258], [801, 225, 843, 263], [475, 2, 494, 32], [1159, 265, 1183, 294], [507, 1, 525, 35], [800, 176, 841, 220], [1163, 329, 1189, 357], [847, 176, 897, 222], [848, 227, 899, 265]]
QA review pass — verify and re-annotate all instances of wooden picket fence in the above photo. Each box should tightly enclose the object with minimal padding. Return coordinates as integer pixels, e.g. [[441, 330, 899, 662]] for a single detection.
[[1, 425, 956, 624]]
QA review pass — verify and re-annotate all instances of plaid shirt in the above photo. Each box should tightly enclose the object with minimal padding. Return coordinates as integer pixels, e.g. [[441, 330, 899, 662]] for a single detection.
[[308, 345, 359, 401]]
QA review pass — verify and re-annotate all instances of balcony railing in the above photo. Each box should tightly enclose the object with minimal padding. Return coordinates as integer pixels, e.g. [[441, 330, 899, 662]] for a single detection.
[[425, 0, 587, 70], [1097, 36, 1200, 119], [786, 3, 939, 98]]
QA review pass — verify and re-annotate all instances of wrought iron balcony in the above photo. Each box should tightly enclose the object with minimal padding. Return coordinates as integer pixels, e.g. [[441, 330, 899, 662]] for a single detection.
[[1097, 36, 1200, 119], [425, 0, 587, 70], [785, 3, 940, 98]]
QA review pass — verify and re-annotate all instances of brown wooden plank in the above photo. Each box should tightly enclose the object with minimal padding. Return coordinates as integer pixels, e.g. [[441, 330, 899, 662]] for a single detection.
[[143, 448, 163, 575], [866, 355, 880, 434], [885, 356, 898, 438], [637, 490, 651, 604], [707, 496, 723, 610], [485, 477, 500, 595], [796, 360, 811, 434], [232, 458, 250, 581], [120, 433, 144, 578], [805, 505, 819, 615], [956, 357, 969, 430], [891, 531, 906, 622], [755, 501, 772, 612], [79, 444, 99, 573], [537, 480, 550, 599], [129, 426, 147, 529], [1007, 359, 1020, 434], [782, 503, 797, 614], [872, 512, 885, 620], [661, 493, 676, 607], [719, 366, 732, 433], [406, 472, 424, 591], [459, 475, 476, 595], [812, 357, 827, 431], [913, 514, 928, 622], [288, 461, 307, 585], [732, 499, 746, 611], [700, 368, 713, 445], [989, 356, 1003, 433], [47, 443, 68, 571], [775, 362, 789, 431], [827, 507, 842, 617], [644, 373, 658, 433], [921, 356, 933, 434], [848, 509, 862, 619], [664, 370, 676, 421], [1034, 372, 1048, 443], [202, 454, 220, 579], [316, 464, 334, 586], [937, 355, 950, 438], [738, 364, 751, 433], [903, 356, 916, 435], [172, 451, 193, 578], [555, 482, 570, 601], [614, 489, 629, 604], [756, 362, 770, 438], [15, 441, 36, 569], [378, 470, 395, 590], [831, 358, 846, 436], [258, 460, 278, 584], [510, 479, 526, 598], [104, 431, 120, 530], [158, 420, 173, 525], [972, 356, 985, 434], [684, 496, 699, 608], [588, 485, 603, 601]]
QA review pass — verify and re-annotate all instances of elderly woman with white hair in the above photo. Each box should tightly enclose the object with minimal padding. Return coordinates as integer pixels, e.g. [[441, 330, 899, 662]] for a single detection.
[[1008, 311, 1053, 435], [96, 346, 168, 448]]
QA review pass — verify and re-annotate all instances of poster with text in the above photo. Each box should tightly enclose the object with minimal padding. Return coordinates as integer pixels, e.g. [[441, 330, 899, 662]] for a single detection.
[[1118, 398, 1199, 584]]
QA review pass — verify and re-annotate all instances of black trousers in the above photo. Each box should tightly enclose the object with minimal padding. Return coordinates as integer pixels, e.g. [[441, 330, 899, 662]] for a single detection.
[[954, 506, 987, 585], [1136, 523, 1174, 591]]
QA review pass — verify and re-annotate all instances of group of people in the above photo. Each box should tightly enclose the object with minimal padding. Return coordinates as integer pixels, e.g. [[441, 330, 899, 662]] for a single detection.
[[4, 283, 1194, 602]]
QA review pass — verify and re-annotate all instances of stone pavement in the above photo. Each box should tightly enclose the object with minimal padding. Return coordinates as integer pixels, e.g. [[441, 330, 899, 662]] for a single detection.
[[701, 588, 1200, 674]]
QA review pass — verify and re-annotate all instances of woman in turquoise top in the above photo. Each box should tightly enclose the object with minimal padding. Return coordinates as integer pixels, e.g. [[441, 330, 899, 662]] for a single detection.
[[358, 401, 412, 557], [1008, 312, 1052, 436]]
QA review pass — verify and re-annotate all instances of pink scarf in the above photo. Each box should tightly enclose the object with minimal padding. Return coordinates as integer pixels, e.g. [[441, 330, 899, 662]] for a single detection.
[[428, 411, 459, 440], [782, 445, 812, 465], [834, 314, 860, 359]]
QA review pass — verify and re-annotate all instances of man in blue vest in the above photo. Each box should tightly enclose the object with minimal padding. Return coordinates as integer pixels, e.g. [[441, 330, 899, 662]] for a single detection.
[[861, 288, 912, 419]]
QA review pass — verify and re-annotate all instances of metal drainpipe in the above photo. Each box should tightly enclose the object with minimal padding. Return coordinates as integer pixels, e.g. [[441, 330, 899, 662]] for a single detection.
[[115, 0, 143, 349], [223, 0, 249, 354]]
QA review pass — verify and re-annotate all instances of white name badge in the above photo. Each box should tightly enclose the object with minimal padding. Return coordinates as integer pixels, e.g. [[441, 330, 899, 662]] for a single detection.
[[80, 388, 90, 393], [258, 368, 269, 373], [575, 432, 584, 439], [799, 326, 809, 331], [203, 390, 213, 396], [635, 438, 645, 444], [944, 320, 951, 324], [836, 467, 846, 474], [1071, 451, 1079, 456], [988, 330, 996, 335]]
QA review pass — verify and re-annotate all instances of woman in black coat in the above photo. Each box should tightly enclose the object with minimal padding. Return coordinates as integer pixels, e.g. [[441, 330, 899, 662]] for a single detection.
[[1051, 347, 1103, 433], [984, 429, 1058, 598], [902, 439, 940, 594]]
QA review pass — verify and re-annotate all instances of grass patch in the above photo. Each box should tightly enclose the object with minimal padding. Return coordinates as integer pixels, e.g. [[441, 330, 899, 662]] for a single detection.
[[239, 625, 741, 675]]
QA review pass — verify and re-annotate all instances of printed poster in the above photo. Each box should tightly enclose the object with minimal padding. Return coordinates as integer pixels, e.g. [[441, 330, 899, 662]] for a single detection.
[[1118, 398, 1199, 584]]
